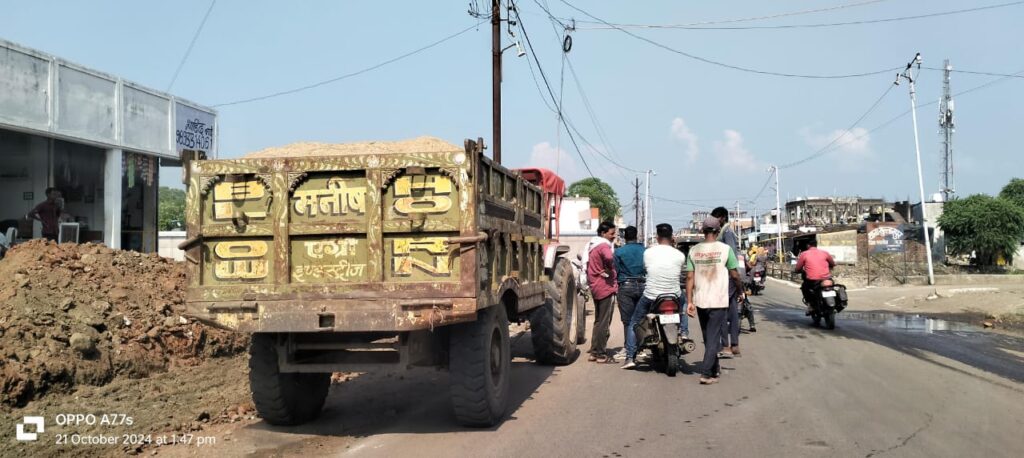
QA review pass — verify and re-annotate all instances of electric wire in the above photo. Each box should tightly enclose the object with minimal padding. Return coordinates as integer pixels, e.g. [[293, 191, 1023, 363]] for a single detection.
[[577, 0, 890, 29], [212, 21, 483, 107], [536, 0, 640, 182], [786, 68, 1024, 168], [922, 67, 1024, 79], [556, 0, 901, 79], [575, 1, 1024, 30], [517, 9, 596, 178], [564, 56, 643, 175], [167, 0, 217, 91], [780, 83, 895, 169], [749, 171, 775, 203]]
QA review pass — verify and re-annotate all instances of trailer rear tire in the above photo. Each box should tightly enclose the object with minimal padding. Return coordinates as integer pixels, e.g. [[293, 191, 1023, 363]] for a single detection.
[[450, 306, 510, 427], [248, 334, 330, 426], [529, 258, 580, 365]]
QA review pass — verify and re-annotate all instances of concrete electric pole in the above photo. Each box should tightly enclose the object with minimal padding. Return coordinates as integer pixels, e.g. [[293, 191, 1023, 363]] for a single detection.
[[896, 53, 936, 286], [770, 165, 783, 262], [633, 177, 641, 228], [644, 169, 655, 245]]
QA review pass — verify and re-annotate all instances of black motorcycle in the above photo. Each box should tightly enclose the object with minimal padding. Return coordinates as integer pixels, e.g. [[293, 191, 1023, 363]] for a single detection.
[[747, 269, 766, 296], [803, 278, 848, 330], [634, 294, 696, 377]]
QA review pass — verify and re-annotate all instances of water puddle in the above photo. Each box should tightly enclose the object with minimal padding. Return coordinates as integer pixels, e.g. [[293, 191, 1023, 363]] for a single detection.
[[842, 312, 979, 333]]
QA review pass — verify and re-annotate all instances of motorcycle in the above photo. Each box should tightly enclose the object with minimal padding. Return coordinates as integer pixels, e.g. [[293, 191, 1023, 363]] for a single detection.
[[633, 294, 696, 377], [803, 278, 848, 330], [747, 270, 766, 296]]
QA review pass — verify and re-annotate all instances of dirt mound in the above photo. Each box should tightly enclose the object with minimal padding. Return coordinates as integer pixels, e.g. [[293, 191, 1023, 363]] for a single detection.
[[244, 136, 462, 158], [0, 240, 247, 409]]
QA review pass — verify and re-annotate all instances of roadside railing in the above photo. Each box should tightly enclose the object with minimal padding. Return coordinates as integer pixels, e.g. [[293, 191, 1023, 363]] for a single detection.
[[766, 262, 799, 283]]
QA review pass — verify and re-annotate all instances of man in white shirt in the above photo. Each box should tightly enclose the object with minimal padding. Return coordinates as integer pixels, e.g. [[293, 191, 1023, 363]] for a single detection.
[[686, 217, 744, 385], [622, 223, 688, 370]]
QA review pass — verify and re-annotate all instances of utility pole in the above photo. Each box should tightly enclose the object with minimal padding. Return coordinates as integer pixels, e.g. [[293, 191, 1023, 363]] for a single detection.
[[896, 52, 936, 286], [644, 169, 654, 245], [733, 201, 741, 248], [770, 165, 783, 262], [633, 179, 638, 226], [939, 58, 955, 201], [491, 0, 502, 164]]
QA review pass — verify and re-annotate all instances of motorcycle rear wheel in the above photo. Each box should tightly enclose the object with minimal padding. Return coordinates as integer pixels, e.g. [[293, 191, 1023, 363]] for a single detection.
[[665, 346, 679, 377], [824, 310, 836, 330]]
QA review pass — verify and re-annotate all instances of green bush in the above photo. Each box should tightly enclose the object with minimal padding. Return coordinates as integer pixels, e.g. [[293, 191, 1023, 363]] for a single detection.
[[158, 187, 186, 231], [938, 194, 1024, 266]]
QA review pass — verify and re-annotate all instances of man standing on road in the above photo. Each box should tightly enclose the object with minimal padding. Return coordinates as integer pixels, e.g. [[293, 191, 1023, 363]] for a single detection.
[[686, 217, 744, 385], [794, 239, 836, 314], [613, 226, 645, 361], [712, 206, 744, 357], [622, 223, 688, 370], [586, 221, 618, 363]]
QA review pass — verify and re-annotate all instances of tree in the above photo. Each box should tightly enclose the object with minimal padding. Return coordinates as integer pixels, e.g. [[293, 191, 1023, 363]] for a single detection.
[[937, 194, 1024, 266], [567, 178, 620, 222], [159, 187, 186, 231], [999, 177, 1024, 211]]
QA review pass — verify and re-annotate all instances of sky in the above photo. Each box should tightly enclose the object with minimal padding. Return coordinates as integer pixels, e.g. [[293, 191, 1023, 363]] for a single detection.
[[3, 0, 1022, 227]]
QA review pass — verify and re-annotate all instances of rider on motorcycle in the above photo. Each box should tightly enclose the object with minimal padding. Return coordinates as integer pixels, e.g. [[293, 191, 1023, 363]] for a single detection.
[[746, 246, 767, 289], [621, 223, 688, 370], [793, 239, 836, 314]]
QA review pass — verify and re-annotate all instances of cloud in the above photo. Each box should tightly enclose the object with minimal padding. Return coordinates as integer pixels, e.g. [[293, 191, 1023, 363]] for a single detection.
[[713, 129, 758, 172], [670, 117, 699, 163], [528, 141, 580, 181], [799, 127, 874, 168]]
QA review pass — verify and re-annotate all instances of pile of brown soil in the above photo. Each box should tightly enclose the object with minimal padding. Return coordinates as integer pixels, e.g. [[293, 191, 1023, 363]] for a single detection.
[[0, 240, 247, 409], [244, 135, 462, 158]]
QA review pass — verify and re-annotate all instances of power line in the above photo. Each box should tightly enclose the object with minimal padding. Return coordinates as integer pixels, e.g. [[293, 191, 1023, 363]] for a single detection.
[[651, 195, 716, 209], [578, 0, 890, 29], [517, 9, 596, 178], [212, 22, 483, 107], [785, 68, 1024, 167], [556, 0, 901, 79], [750, 171, 775, 202], [575, 1, 1024, 30], [533, 1, 640, 182], [167, 0, 217, 91], [529, 1, 647, 178], [564, 56, 644, 175], [922, 67, 1024, 79], [780, 83, 895, 169]]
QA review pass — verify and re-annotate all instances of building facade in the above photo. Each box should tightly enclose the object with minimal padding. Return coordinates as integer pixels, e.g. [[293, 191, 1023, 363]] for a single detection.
[[0, 39, 216, 252], [785, 196, 885, 228]]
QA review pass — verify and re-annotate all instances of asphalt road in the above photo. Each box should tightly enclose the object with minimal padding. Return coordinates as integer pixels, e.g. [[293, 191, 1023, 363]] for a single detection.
[[185, 284, 1024, 457]]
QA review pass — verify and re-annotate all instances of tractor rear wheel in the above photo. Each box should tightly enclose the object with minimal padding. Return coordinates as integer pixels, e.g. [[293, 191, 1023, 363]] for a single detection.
[[530, 258, 581, 365]]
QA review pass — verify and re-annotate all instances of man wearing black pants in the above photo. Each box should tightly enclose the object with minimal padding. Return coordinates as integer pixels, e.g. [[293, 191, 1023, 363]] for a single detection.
[[613, 226, 645, 361], [711, 206, 744, 357], [686, 217, 744, 385]]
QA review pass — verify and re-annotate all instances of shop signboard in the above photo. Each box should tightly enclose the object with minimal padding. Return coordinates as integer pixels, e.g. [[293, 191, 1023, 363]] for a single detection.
[[175, 103, 216, 155], [867, 223, 904, 254]]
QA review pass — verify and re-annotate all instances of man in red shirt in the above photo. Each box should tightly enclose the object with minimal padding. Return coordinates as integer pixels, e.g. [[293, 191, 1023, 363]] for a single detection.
[[794, 239, 836, 313], [585, 221, 618, 363]]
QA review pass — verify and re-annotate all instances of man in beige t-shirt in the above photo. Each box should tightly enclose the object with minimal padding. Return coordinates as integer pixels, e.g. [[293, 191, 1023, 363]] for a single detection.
[[686, 217, 744, 385]]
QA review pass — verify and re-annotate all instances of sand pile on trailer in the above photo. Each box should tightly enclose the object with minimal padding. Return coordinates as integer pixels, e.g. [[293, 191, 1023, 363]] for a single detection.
[[0, 240, 247, 409], [244, 136, 463, 158]]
